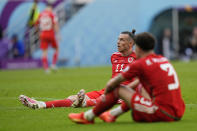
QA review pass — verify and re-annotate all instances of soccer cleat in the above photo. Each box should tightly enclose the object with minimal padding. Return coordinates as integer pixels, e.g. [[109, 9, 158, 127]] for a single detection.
[[19, 95, 41, 109], [68, 112, 94, 124], [99, 111, 117, 123], [72, 89, 86, 108]]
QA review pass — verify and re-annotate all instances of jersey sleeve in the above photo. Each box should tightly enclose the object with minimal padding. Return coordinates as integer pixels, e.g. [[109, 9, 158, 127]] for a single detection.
[[110, 54, 114, 78], [121, 61, 141, 80]]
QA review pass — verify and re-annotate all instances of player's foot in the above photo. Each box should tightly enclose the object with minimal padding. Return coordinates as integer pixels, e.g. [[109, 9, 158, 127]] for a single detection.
[[72, 89, 85, 108], [68, 112, 94, 124], [99, 111, 117, 123], [19, 95, 42, 109], [50, 64, 58, 72], [45, 69, 51, 74]]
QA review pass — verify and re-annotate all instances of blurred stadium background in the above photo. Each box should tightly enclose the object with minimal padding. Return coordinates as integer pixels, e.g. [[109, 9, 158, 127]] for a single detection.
[[0, 0, 197, 69]]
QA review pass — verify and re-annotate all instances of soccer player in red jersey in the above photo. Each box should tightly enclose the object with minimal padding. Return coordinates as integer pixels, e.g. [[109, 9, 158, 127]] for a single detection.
[[68, 32, 185, 124], [36, 3, 59, 73], [19, 30, 142, 110]]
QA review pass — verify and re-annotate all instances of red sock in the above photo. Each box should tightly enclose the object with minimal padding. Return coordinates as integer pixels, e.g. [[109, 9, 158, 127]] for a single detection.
[[42, 56, 48, 70], [121, 101, 130, 112], [85, 99, 99, 107], [52, 51, 58, 65], [45, 99, 73, 108], [93, 88, 119, 116]]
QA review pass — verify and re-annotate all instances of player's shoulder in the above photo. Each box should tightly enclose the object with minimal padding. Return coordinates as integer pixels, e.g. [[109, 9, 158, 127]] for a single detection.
[[111, 52, 122, 57], [140, 54, 169, 66], [129, 51, 136, 59], [147, 54, 167, 61]]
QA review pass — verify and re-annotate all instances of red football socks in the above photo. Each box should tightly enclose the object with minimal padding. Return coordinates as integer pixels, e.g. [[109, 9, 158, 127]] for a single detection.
[[45, 99, 73, 108], [42, 57, 48, 70], [121, 101, 130, 112], [85, 99, 98, 107], [52, 51, 58, 65], [93, 88, 119, 116]]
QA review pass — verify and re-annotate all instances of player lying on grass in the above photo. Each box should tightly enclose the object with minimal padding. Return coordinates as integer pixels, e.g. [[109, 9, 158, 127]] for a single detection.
[[19, 30, 143, 109], [68, 32, 185, 124]]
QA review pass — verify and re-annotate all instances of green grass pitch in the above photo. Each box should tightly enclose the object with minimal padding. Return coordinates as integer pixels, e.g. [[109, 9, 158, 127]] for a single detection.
[[0, 61, 197, 131]]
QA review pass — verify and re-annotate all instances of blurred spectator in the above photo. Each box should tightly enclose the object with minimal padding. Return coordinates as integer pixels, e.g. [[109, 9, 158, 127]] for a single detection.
[[186, 27, 197, 58], [11, 34, 25, 59], [24, 0, 40, 59], [27, 0, 39, 28], [158, 28, 173, 59], [183, 27, 197, 60], [0, 26, 11, 60]]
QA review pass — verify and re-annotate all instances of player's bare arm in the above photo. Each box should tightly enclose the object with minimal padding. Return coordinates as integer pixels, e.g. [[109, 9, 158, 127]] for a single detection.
[[105, 74, 125, 94], [126, 78, 139, 89], [126, 79, 151, 99]]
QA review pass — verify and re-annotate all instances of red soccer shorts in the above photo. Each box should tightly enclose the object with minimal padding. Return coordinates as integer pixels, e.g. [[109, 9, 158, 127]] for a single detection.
[[40, 32, 58, 50], [131, 93, 179, 122]]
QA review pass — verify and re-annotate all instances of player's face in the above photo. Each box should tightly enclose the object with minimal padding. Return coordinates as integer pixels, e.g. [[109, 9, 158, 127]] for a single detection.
[[117, 34, 132, 53]]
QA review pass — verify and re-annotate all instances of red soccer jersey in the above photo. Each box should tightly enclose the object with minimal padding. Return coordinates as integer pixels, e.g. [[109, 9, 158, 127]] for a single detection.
[[111, 51, 136, 85], [122, 53, 185, 118], [37, 10, 57, 35]]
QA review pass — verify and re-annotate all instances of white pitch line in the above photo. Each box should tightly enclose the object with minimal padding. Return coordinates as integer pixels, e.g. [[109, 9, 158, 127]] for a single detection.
[[0, 97, 63, 100], [0, 97, 197, 107]]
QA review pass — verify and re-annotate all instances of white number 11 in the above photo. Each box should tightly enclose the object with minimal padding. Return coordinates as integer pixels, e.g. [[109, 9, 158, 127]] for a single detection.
[[160, 63, 179, 90]]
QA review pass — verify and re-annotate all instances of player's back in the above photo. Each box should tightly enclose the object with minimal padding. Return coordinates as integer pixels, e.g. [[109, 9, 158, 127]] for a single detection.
[[38, 10, 55, 33], [139, 54, 185, 118]]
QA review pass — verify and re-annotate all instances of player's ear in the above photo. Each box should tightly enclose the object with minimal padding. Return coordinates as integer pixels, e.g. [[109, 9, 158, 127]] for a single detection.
[[130, 40, 134, 46]]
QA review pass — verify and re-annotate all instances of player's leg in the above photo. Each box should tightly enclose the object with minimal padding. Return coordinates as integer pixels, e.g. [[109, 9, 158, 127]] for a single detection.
[[19, 89, 89, 109], [46, 89, 91, 108], [19, 94, 75, 109], [72, 89, 105, 107], [109, 85, 151, 117], [42, 49, 49, 72], [101, 86, 176, 122], [119, 88, 175, 122], [99, 101, 129, 123], [82, 89, 104, 107], [40, 37, 49, 73], [51, 37, 58, 70], [100, 84, 151, 122], [68, 87, 121, 123], [45, 95, 77, 108]]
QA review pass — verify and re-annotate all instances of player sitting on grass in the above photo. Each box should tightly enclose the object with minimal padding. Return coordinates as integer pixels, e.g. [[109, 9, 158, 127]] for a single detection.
[[19, 30, 144, 109], [68, 32, 185, 124]]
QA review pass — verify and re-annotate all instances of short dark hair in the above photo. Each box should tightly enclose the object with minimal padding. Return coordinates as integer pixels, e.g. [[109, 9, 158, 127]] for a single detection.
[[121, 29, 136, 40], [135, 32, 156, 51]]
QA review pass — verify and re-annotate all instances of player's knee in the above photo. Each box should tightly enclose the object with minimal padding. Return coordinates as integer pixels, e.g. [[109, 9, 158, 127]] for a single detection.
[[118, 87, 135, 101]]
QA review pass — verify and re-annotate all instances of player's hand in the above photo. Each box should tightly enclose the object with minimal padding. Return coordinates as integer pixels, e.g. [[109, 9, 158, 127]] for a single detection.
[[104, 74, 124, 94], [104, 86, 114, 94]]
